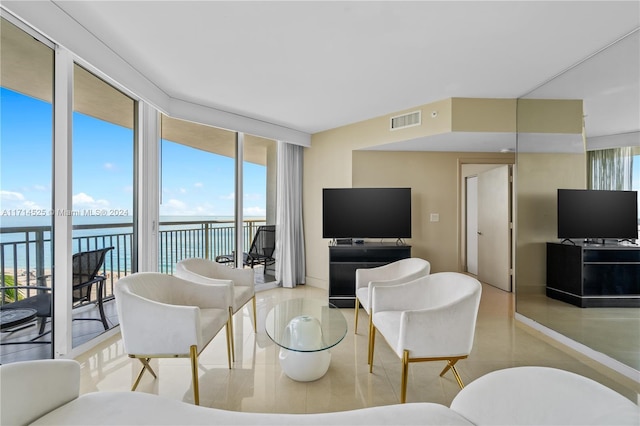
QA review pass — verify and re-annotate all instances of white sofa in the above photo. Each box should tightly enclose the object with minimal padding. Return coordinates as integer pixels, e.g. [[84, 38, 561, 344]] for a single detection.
[[1, 360, 638, 426]]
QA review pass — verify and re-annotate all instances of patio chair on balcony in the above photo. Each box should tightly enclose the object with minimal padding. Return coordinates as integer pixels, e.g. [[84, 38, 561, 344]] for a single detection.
[[0, 246, 114, 340], [215, 225, 275, 274]]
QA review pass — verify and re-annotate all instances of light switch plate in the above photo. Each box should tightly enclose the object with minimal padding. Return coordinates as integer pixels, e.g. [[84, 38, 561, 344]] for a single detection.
[[430, 213, 439, 222]]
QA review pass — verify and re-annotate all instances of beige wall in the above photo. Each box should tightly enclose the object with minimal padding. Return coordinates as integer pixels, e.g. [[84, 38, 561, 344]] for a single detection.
[[517, 99, 583, 134], [303, 97, 527, 289], [353, 151, 513, 274], [515, 152, 586, 294], [452, 98, 516, 132]]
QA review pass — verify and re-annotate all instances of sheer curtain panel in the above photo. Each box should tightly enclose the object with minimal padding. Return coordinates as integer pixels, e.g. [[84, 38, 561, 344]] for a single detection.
[[275, 141, 306, 288], [588, 147, 633, 190]]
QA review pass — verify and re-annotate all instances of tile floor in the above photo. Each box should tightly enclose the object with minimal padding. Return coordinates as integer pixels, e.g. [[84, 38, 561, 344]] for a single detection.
[[73, 282, 639, 413], [517, 292, 640, 371]]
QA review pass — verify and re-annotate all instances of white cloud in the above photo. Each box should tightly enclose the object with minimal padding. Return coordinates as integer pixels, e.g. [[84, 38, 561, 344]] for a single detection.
[[1, 190, 25, 201], [72, 192, 109, 208], [194, 182, 203, 188], [179, 188, 187, 194], [104, 163, 115, 170], [221, 192, 235, 200], [0, 191, 46, 212], [160, 199, 190, 215]]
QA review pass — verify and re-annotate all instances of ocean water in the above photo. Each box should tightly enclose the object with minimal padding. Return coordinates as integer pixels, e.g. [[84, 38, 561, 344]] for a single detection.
[[0, 215, 261, 272]]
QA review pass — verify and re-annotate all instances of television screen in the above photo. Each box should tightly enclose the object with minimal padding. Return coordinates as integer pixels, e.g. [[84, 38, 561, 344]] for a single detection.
[[322, 188, 411, 239], [557, 189, 638, 240]]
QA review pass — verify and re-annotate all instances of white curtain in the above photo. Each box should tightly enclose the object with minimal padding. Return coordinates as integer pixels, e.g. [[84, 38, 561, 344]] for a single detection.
[[588, 147, 633, 190], [275, 141, 305, 288]]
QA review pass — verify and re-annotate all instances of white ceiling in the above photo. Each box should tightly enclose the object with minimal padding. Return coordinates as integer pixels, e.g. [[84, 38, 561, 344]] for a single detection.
[[10, 1, 640, 144]]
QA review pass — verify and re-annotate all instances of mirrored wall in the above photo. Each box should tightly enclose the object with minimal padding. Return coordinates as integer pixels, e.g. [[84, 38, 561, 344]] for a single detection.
[[515, 28, 640, 373]]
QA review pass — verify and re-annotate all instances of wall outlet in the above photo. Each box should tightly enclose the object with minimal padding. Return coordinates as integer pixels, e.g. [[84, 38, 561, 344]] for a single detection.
[[430, 213, 440, 222]]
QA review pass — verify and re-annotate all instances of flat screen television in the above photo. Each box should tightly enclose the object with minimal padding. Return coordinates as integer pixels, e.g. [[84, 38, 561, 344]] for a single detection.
[[322, 187, 411, 239], [557, 189, 638, 240]]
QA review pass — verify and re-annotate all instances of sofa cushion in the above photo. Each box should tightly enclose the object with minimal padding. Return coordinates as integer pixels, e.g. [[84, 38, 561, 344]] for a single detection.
[[31, 392, 473, 425]]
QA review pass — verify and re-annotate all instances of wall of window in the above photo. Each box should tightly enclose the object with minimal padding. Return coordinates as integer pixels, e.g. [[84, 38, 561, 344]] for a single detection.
[[0, 8, 285, 362], [1, 13, 140, 362], [70, 64, 136, 346], [0, 16, 55, 362], [159, 115, 238, 273]]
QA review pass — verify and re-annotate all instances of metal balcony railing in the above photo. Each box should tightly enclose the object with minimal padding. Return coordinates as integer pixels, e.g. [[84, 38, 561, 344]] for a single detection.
[[0, 219, 265, 304]]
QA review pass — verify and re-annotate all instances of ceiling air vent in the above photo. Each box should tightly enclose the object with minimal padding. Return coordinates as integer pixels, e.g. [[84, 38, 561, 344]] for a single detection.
[[390, 110, 421, 131]]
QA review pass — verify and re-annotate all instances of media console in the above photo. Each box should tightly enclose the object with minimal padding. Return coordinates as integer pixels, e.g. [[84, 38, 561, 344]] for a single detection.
[[546, 242, 640, 307], [328, 242, 411, 308]]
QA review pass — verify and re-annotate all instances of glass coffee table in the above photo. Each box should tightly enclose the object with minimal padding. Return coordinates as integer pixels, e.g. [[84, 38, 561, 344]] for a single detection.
[[265, 298, 347, 381]]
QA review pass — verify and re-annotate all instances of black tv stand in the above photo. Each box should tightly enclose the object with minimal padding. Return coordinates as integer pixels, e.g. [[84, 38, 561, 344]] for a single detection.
[[546, 242, 640, 307], [328, 242, 411, 308]]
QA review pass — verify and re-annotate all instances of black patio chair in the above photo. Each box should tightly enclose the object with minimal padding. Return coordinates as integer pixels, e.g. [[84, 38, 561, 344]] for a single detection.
[[0, 246, 114, 341], [215, 225, 275, 274]]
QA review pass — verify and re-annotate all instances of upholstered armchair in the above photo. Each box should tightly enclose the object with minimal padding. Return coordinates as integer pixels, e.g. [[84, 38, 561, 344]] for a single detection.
[[450, 366, 640, 425], [114, 272, 232, 405], [354, 257, 431, 365], [370, 272, 482, 403], [175, 257, 256, 361]]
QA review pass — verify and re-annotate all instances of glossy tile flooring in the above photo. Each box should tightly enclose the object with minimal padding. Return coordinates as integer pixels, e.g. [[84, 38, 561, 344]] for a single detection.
[[74, 282, 640, 412], [517, 292, 640, 371]]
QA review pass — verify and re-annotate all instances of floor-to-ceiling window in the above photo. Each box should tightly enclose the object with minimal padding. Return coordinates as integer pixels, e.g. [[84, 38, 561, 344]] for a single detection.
[[70, 64, 136, 347], [0, 16, 55, 362], [159, 115, 237, 272]]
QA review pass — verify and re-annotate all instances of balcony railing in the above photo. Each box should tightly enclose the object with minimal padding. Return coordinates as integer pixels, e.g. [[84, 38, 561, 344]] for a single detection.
[[0, 219, 265, 304]]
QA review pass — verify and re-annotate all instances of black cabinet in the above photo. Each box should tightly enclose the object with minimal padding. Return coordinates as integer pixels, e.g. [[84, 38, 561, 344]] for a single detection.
[[546, 242, 640, 307], [329, 243, 411, 308]]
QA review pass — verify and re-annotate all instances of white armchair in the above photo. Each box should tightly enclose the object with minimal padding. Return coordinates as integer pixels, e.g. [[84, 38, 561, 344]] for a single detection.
[[354, 257, 431, 365], [175, 257, 256, 361], [370, 272, 482, 403], [450, 366, 640, 425], [114, 272, 232, 405]]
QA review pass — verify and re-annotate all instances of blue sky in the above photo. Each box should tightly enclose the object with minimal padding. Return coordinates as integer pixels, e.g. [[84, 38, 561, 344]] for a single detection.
[[0, 88, 267, 219]]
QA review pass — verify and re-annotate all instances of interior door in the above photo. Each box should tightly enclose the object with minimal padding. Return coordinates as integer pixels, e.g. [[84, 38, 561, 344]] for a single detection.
[[466, 176, 479, 275], [478, 165, 511, 291]]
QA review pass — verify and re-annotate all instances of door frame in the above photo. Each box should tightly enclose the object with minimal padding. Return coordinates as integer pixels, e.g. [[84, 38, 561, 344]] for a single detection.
[[458, 157, 515, 280]]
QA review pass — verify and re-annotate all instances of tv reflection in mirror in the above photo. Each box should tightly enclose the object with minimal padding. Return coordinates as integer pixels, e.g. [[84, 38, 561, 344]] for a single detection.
[[322, 187, 411, 244], [557, 189, 639, 245]]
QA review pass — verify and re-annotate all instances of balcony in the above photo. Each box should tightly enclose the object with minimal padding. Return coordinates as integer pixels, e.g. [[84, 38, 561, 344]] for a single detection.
[[0, 218, 266, 363]]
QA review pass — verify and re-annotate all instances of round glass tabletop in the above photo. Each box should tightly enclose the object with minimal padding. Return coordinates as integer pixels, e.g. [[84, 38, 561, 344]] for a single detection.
[[265, 298, 347, 353], [0, 308, 37, 330]]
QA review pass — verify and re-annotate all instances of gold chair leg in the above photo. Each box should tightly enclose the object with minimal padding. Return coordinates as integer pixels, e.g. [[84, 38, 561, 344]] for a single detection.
[[439, 359, 465, 388], [226, 317, 233, 369], [252, 296, 257, 332], [131, 357, 156, 391], [367, 314, 374, 366], [449, 362, 465, 389], [401, 350, 409, 403], [368, 324, 376, 373], [228, 306, 235, 362], [354, 298, 359, 334], [439, 361, 452, 377], [190, 345, 200, 405]]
